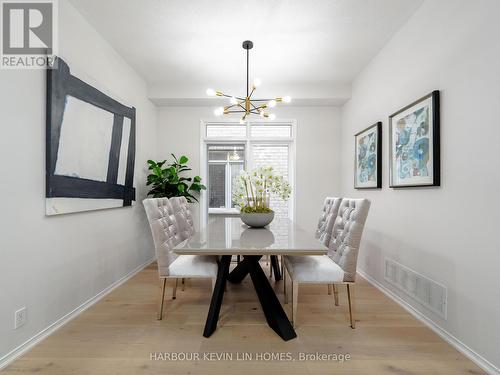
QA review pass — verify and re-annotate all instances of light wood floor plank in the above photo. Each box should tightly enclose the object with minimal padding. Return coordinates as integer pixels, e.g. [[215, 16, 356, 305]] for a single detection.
[[2, 263, 485, 374]]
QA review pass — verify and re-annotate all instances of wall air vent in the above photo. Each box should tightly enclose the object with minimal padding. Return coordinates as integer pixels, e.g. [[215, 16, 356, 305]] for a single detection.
[[384, 258, 447, 319]]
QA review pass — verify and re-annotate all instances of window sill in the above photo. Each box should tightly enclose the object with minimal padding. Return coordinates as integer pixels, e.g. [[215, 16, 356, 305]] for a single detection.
[[209, 208, 240, 215]]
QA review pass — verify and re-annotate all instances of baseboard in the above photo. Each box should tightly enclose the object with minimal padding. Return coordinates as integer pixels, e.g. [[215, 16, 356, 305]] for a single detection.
[[357, 269, 499, 375], [0, 257, 156, 370]]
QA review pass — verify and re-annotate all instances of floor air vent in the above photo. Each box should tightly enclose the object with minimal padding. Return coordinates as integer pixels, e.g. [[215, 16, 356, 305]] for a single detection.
[[384, 258, 447, 319]]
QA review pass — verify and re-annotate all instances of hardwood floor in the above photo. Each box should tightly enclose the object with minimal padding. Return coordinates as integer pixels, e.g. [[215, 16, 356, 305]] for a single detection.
[[3, 262, 485, 375]]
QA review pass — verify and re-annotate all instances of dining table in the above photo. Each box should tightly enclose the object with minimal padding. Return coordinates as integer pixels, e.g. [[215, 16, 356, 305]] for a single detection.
[[174, 216, 328, 341]]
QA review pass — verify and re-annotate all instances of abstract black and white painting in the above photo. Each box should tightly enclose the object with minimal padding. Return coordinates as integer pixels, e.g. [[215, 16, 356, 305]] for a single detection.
[[46, 57, 136, 215]]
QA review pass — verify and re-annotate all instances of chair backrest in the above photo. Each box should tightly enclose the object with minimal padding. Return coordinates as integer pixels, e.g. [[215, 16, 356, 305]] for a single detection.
[[169, 196, 195, 241], [315, 197, 343, 246], [143, 198, 183, 277], [328, 198, 370, 282]]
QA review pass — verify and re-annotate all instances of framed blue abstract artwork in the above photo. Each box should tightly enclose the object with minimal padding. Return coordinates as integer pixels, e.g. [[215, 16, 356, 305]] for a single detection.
[[389, 91, 440, 188], [354, 122, 382, 189]]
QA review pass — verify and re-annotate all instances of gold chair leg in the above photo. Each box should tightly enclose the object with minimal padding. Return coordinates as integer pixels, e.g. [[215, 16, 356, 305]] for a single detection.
[[333, 284, 339, 306], [172, 278, 178, 299], [328, 284, 332, 295], [283, 268, 287, 304], [157, 278, 167, 320], [347, 284, 356, 328], [181, 278, 185, 291], [292, 281, 298, 329]]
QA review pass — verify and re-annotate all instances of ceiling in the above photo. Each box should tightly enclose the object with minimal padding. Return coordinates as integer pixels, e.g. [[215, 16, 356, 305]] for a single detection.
[[69, 0, 423, 102]]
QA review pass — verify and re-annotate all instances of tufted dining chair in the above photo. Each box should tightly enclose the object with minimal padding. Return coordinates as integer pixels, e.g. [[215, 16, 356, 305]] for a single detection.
[[315, 197, 343, 246], [169, 196, 195, 241], [143, 198, 218, 320], [169, 196, 196, 290], [283, 198, 371, 328]]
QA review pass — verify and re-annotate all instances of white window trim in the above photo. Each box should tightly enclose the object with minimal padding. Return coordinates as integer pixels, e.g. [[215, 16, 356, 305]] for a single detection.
[[199, 118, 297, 229]]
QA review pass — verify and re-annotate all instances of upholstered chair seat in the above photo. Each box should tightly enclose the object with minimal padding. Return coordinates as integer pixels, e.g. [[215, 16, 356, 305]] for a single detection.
[[283, 255, 344, 283], [169, 255, 218, 278], [284, 198, 370, 329], [143, 197, 217, 320]]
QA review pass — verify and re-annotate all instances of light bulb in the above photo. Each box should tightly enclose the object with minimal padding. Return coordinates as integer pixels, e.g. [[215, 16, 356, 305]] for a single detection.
[[230, 97, 238, 105], [268, 100, 277, 108], [283, 96, 292, 103], [239, 118, 245, 124], [206, 88, 216, 96], [214, 107, 224, 116], [253, 78, 262, 87], [269, 114, 276, 121], [259, 110, 265, 117]]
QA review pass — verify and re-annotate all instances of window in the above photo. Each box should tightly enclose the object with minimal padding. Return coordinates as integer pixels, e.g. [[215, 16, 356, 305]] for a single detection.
[[207, 145, 245, 210], [201, 120, 295, 224], [251, 144, 290, 219]]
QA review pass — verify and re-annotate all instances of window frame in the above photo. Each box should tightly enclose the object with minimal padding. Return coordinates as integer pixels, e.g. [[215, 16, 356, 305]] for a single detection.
[[200, 118, 296, 228], [207, 146, 245, 211]]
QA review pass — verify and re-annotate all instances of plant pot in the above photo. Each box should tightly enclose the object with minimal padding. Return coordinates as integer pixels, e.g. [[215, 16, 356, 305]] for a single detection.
[[240, 211, 275, 228]]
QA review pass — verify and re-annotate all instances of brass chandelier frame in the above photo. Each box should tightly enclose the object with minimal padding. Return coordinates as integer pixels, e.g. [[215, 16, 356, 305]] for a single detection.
[[207, 40, 291, 123]]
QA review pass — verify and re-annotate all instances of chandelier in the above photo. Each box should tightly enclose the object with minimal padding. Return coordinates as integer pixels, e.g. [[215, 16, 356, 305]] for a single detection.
[[206, 40, 291, 123]]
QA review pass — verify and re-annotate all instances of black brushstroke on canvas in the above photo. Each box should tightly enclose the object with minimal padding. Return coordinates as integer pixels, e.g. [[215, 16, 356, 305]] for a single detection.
[[107, 115, 124, 184], [46, 57, 136, 207]]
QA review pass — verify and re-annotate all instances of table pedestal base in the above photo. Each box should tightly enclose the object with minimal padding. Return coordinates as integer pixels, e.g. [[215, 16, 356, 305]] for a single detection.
[[204, 255, 296, 341]]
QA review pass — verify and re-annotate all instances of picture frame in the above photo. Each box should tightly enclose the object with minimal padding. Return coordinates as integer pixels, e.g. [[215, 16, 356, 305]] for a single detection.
[[354, 122, 382, 189], [46, 57, 136, 215], [389, 90, 440, 188]]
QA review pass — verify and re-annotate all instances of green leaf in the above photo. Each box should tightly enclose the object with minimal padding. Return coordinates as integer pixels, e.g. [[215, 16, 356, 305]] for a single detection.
[[146, 156, 204, 202]]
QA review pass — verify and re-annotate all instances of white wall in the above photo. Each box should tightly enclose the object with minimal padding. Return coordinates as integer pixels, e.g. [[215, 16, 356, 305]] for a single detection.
[[0, 1, 157, 362], [340, 0, 500, 371], [157, 106, 342, 231]]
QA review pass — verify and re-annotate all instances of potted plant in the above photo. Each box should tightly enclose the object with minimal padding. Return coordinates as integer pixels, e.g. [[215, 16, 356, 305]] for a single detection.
[[233, 167, 291, 228], [146, 154, 206, 202]]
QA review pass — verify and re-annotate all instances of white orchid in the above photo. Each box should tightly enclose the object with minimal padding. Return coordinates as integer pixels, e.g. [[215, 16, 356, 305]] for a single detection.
[[232, 167, 292, 213]]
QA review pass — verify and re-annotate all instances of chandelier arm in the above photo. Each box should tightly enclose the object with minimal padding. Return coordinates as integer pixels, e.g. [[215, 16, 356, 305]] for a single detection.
[[253, 104, 268, 110], [249, 87, 255, 98], [249, 102, 261, 111], [225, 110, 248, 114], [249, 98, 273, 102]]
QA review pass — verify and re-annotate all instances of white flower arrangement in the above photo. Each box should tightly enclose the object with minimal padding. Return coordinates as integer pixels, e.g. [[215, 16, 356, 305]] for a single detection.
[[232, 166, 291, 213]]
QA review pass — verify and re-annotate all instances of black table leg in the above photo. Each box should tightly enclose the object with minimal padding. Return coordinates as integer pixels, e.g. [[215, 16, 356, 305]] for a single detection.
[[245, 256, 297, 341], [270, 255, 282, 281], [203, 255, 231, 338], [227, 255, 263, 283]]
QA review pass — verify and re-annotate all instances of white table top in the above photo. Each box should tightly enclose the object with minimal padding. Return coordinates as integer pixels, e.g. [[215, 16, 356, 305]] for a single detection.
[[174, 216, 328, 256]]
